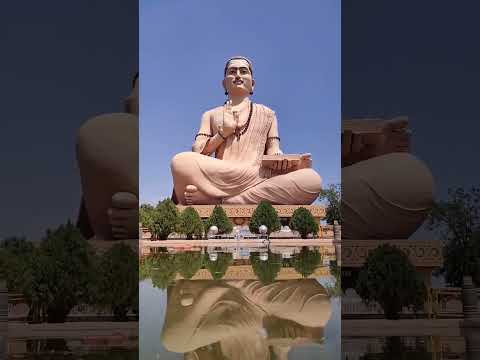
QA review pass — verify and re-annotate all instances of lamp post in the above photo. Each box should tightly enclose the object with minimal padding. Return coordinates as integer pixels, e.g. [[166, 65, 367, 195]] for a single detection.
[[209, 225, 218, 240], [259, 224, 269, 246], [209, 252, 218, 262]]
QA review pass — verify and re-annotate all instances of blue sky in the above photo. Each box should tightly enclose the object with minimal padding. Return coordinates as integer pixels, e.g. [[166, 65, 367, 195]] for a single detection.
[[140, 0, 340, 204]]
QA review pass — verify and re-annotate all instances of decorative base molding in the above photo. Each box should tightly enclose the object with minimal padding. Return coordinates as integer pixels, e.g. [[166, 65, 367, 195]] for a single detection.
[[177, 204, 325, 225], [342, 239, 443, 268]]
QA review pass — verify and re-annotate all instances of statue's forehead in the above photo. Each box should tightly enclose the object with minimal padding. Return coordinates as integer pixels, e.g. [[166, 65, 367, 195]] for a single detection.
[[226, 58, 251, 69]]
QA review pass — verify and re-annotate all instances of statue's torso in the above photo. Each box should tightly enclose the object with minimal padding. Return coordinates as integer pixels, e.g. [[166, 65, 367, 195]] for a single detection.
[[208, 103, 274, 165]]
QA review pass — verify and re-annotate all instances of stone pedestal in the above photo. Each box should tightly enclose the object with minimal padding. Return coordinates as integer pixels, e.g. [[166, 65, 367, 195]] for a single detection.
[[342, 239, 443, 290], [177, 204, 325, 226]]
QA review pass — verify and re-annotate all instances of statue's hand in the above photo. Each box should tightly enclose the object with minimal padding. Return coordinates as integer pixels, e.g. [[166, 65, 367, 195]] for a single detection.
[[220, 111, 236, 137], [342, 118, 410, 167]]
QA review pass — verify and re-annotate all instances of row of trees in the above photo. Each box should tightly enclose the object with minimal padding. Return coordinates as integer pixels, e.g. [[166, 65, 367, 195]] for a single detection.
[[140, 246, 323, 288], [0, 223, 138, 323], [140, 200, 321, 240]]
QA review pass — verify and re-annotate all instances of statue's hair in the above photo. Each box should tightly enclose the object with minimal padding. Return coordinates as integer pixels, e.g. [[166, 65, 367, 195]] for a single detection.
[[224, 56, 253, 76]]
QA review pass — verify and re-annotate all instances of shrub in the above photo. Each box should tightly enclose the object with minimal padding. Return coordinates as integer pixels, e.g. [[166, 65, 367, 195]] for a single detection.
[[250, 251, 282, 284], [175, 252, 204, 279], [178, 207, 204, 240], [355, 244, 427, 319], [96, 243, 138, 321], [205, 205, 233, 235], [22, 222, 95, 323], [289, 207, 319, 239], [292, 246, 322, 277], [149, 253, 178, 289], [204, 252, 233, 280], [149, 199, 179, 240], [249, 201, 281, 236]]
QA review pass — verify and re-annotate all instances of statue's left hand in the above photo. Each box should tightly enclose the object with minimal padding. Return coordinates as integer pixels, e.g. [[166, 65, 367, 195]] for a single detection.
[[272, 153, 311, 174]]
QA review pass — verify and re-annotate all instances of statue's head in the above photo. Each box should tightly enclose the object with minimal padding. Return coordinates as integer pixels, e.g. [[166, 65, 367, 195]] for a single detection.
[[222, 56, 255, 97]]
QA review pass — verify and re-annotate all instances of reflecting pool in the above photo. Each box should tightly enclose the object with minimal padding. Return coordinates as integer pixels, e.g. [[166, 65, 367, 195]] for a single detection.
[[140, 246, 340, 359]]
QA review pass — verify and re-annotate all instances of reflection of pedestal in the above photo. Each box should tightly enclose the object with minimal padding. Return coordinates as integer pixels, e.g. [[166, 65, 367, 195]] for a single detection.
[[177, 204, 325, 227]]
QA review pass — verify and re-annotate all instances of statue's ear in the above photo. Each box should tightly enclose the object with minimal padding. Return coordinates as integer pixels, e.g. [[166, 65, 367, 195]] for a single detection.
[[222, 79, 226, 92]]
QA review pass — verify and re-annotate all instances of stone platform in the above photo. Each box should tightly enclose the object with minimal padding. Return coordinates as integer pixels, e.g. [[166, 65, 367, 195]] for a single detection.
[[176, 204, 325, 226], [342, 239, 443, 268]]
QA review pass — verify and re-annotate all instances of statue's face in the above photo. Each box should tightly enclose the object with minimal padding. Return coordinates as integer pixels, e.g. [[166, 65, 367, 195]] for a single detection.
[[223, 59, 255, 97]]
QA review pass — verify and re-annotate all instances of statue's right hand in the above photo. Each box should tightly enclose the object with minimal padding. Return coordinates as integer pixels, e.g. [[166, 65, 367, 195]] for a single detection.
[[221, 111, 236, 137]]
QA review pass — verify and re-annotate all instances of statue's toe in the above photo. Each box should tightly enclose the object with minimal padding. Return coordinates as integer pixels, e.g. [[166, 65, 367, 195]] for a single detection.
[[185, 185, 198, 193]]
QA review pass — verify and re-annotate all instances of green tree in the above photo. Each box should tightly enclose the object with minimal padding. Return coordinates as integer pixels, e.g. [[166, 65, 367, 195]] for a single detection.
[[292, 246, 322, 277], [249, 201, 281, 236], [175, 252, 204, 279], [149, 253, 178, 289], [95, 243, 138, 321], [20, 222, 95, 323], [0, 240, 33, 293], [289, 207, 319, 238], [205, 205, 233, 235], [139, 203, 155, 227], [147, 199, 179, 240], [318, 183, 341, 225], [428, 186, 480, 286], [178, 207, 204, 240], [139, 256, 153, 281], [204, 252, 233, 280], [1, 236, 34, 256], [250, 251, 282, 284], [355, 244, 427, 319]]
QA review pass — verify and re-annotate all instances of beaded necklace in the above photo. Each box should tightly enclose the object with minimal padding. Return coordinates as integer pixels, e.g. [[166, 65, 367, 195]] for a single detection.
[[226, 101, 253, 141]]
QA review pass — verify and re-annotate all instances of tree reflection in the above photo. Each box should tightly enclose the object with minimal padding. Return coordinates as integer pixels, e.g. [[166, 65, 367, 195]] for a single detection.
[[292, 246, 322, 278], [204, 252, 233, 280], [250, 251, 282, 284]]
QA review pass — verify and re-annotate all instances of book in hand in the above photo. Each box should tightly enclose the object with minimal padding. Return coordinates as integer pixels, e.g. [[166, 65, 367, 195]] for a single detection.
[[342, 117, 408, 135], [262, 154, 303, 168]]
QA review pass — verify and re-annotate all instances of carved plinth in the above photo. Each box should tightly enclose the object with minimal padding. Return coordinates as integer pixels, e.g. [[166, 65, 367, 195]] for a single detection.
[[175, 265, 329, 280], [342, 240, 443, 268], [177, 204, 325, 226]]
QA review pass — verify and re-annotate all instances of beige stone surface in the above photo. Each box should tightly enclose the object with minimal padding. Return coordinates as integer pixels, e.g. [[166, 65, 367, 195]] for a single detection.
[[171, 57, 322, 206]]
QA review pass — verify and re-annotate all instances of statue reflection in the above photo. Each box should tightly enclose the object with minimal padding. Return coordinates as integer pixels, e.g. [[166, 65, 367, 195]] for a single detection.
[[161, 279, 331, 360]]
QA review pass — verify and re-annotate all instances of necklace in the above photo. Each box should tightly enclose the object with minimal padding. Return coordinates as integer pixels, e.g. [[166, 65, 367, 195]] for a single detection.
[[233, 101, 253, 141]]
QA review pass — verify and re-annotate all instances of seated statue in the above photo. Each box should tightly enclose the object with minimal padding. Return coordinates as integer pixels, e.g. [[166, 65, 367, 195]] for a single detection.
[[171, 56, 322, 205], [341, 118, 435, 239], [76, 73, 139, 240], [161, 279, 331, 360]]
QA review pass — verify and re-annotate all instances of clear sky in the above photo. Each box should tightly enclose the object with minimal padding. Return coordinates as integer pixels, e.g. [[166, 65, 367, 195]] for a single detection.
[[140, 0, 340, 204]]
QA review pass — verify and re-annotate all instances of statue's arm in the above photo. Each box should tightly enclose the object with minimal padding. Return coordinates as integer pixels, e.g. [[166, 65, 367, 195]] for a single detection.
[[265, 112, 283, 155], [192, 111, 226, 155]]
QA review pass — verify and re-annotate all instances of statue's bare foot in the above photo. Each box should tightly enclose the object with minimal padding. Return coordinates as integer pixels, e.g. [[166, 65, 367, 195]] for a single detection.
[[108, 192, 139, 240], [184, 185, 219, 205]]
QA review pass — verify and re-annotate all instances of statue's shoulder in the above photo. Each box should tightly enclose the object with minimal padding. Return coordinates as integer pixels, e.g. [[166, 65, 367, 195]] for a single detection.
[[203, 105, 223, 116], [255, 103, 276, 117]]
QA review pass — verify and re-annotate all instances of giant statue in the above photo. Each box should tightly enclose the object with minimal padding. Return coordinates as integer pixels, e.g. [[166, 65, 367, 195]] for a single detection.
[[341, 118, 435, 239], [76, 73, 139, 240], [161, 279, 331, 360], [171, 56, 322, 206]]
